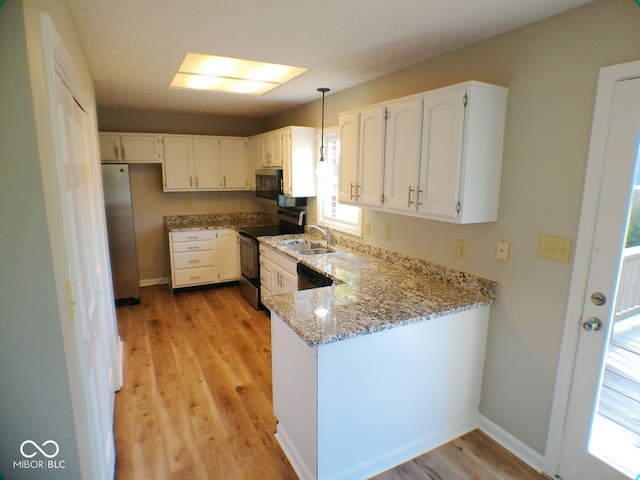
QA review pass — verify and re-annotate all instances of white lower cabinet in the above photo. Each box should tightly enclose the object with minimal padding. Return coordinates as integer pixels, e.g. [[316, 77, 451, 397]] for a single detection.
[[169, 228, 238, 289], [271, 305, 490, 479], [259, 245, 297, 296]]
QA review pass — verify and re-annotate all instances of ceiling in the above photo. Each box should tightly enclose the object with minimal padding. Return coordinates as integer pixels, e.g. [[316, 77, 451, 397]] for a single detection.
[[67, 0, 594, 118]]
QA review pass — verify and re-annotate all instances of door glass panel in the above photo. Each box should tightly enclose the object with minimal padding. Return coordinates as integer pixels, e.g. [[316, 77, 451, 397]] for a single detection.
[[589, 137, 640, 478]]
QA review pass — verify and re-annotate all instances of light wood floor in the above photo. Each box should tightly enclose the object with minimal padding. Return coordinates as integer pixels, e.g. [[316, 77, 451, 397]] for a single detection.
[[114, 285, 546, 479]]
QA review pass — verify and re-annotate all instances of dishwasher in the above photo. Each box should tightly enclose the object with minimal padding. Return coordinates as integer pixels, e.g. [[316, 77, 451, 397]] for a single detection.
[[297, 263, 333, 290]]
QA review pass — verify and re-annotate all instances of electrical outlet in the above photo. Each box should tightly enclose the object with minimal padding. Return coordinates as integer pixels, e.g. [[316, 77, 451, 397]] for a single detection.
[[384, 225, 391, 240], [240, 199, 246, 208], [496, 240, 510, 262], [455, 239, 468, 260], [538, 235, 572, 262], [184, 200, 192, 210], [364, 220, 371, 235]]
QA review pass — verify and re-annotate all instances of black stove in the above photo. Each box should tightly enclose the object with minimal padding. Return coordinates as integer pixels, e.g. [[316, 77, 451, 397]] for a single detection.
[[238, 208, 305, 309]]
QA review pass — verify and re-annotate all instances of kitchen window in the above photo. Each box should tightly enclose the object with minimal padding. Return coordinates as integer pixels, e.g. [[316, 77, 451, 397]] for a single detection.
[[316, 127, 362, 236]]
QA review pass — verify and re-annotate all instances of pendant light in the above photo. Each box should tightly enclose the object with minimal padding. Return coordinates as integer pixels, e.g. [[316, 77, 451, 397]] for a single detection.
[[317, 87, 330, 162]]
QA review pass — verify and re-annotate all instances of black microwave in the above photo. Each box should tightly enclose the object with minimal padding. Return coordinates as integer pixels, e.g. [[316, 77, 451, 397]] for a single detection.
[[255, 168, 283, 200]]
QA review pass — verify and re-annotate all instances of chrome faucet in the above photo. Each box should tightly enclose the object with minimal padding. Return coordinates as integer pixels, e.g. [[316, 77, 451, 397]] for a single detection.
[[307, 224, 334, 245]]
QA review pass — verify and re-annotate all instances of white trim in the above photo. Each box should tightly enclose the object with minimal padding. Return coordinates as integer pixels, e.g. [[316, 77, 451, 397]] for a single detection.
[[139, 277, 170, 287], [477, 415, 545, 474], [544, 59, 640, 476]]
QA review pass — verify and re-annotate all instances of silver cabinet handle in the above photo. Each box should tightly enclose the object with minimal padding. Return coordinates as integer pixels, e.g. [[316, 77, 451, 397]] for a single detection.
[[121, 146, 126, 160], [114, 146, 119, 159], [350, 182, 355, 200], [417, 188, 423, 206], [407, 186, 415, 207]]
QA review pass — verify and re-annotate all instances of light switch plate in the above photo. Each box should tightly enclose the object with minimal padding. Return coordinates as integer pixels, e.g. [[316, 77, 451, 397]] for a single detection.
[[384, 225, 391, 240], [496, 240, 510, 262], [538, 235, 572, 262]]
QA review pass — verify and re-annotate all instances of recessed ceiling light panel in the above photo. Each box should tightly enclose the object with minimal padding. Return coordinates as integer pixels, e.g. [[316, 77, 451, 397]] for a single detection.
[[170, 53, 308, 95]]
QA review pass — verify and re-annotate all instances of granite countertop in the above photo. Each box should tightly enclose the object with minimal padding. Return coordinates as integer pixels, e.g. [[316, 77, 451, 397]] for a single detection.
[[164, 212, 276, 231], [260, 234, 497, 347]]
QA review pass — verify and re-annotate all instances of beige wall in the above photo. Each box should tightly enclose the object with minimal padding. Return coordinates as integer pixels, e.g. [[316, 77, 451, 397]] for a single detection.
[[127, 164, 274, 281], [263, 0, 640, 456]]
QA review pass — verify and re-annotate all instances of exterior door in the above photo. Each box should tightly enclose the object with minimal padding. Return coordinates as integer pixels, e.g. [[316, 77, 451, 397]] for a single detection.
[[557, 75, 640, 479], [55, 74, 115, 477]]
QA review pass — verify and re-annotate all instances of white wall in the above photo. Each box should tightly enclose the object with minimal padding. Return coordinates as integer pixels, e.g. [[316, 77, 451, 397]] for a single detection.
[[0, 0, 84, 478], [264, 0, 640, 455]]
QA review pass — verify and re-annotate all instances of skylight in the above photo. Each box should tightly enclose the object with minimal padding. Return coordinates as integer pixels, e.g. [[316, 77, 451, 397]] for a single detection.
[[170, 53, 308, 95]]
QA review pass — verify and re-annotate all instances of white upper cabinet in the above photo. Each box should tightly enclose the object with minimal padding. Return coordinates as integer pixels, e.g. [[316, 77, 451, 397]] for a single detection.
[[218, 137, 247, 189], [246, 136, 261, 190], [337, 108, 385, 208], [384, 97, 424, 213], [418, 88, 466, 219], [260, 131, 283, 167], [338, 81, 507, 223], [163, 135, 248, 192], [99, 132, 163, 163], [250, 126, 316, 197], [282, 126, 316, 197], [419, 82, 507, 223], [163, 135, 194, 190], [192, 137, 219, 189], [337, 112, 360, 203]]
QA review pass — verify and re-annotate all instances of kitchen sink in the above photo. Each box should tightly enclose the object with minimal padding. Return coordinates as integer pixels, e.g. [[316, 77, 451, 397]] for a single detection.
[[299, 248, 334, 255], [283, 241, 336, 255]]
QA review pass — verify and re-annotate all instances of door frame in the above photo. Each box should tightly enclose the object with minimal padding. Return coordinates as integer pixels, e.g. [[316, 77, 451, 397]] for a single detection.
[[545, 59, 640, 476], [39, 12, 118, 479]]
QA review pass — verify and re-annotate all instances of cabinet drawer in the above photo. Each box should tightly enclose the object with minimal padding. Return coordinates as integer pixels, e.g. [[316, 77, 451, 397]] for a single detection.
[[259, 255, 270, 269], [172, 239, 214, 253], [172, 250, 214, 270], [261, 285, 272, 298], [271, 250, 296, 274], [260, 267, 271, 291], [259, 244, 271, 259], [171, 230, 215, 242], [173, 267, 216, 287]]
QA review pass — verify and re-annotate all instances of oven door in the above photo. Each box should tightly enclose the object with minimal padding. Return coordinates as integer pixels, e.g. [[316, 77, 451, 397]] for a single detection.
[[238, 232, 259, 280]]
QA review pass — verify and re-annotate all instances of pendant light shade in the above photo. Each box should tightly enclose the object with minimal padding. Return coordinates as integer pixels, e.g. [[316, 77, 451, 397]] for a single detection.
[[317, 87, 330, 162]]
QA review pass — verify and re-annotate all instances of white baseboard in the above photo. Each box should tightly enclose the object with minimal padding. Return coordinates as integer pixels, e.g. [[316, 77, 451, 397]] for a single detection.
[[477, 414, 545, 474], [139, 277, 169, 287]]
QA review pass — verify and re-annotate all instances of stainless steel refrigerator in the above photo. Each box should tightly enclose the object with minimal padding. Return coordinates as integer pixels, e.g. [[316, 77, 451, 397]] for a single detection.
[[102, 164, 140, 305]]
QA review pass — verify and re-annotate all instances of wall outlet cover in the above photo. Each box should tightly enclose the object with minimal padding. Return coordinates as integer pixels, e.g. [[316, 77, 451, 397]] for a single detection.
[[456, 239, 468, 260]]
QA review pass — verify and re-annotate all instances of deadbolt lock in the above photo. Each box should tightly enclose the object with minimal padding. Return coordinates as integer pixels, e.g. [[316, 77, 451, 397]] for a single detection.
[[590, 292, 607, 306]]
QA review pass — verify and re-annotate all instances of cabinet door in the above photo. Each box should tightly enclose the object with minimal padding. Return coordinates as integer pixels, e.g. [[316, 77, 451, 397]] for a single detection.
[[99, 133, 121, 162], [418, 89, 465, 219], [338, 112, 359, 204], [246, 136, 261, 190], [384, 98, 424, 213], [260, 134, 272, 167], [120, 134, 163, 163], [163, 135, 194, 191], [270, 131, 283, 167], [219, 138, 247, 189], [358, 105, 386, 208], [193, 137, 219, 189], [285, 127, 317, 197], [216, 229, 239, 281]]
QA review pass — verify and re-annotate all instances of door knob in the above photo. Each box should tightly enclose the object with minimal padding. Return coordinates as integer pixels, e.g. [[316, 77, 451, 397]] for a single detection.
[[582, 317, 603, 332]]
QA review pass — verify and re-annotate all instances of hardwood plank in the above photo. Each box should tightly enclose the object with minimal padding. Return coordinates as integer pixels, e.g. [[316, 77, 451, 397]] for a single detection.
[[114, 285, 545, 480]]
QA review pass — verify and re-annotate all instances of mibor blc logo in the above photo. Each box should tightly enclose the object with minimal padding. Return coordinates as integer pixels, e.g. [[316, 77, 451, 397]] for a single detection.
[[13, 440, 66, 470]]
